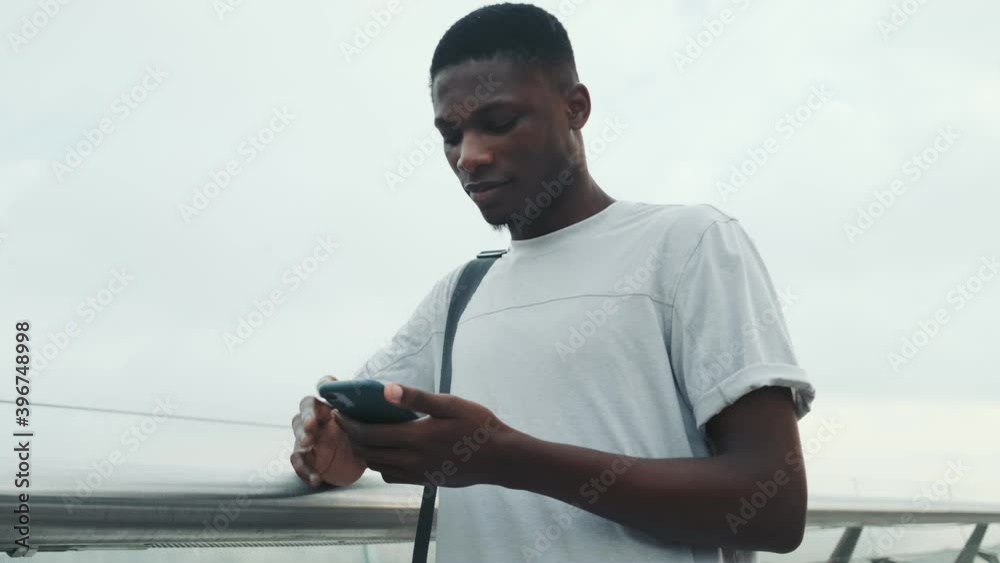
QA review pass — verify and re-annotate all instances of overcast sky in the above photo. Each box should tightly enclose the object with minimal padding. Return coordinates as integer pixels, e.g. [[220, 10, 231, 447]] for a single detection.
[[1, 0, 998, 531]]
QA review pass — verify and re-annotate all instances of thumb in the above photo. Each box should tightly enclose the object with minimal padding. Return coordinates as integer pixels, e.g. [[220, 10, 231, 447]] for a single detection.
[[384, 383, 458, 418]]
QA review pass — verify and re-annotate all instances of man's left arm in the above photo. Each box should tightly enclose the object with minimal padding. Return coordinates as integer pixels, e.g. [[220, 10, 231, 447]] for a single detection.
[[494, 385, 807, 553], [336, 382, 807, 553]]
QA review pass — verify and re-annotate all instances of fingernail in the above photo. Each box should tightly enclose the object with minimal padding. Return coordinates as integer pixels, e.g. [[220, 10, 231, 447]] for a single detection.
[[301, 435, 313, 447], [309, 473, 320, 487], [386, 383, 402, 402]]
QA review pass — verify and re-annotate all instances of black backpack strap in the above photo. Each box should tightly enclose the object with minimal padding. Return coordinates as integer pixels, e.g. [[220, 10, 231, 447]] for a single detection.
[[440, 250, 506, 395], [411, 249, 506, 563]]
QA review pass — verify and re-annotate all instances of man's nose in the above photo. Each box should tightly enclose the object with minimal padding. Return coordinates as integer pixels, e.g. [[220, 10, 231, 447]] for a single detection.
[[457, 132, 494, 175]]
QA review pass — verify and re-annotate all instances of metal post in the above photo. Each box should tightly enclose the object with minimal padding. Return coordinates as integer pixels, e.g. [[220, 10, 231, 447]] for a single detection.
[[828, 525, 863, 563], [955, 523, 989, 563]]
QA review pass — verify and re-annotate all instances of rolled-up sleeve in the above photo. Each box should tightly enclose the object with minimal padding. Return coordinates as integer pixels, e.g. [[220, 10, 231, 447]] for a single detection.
[[668, 218, 815, 430]]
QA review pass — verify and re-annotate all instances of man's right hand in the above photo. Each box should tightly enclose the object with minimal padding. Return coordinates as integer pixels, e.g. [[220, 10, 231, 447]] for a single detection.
[[290, 376, 367, 487]]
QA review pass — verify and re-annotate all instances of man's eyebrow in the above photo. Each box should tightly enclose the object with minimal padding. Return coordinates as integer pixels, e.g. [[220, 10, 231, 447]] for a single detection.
[[434, 99, 517, 128]]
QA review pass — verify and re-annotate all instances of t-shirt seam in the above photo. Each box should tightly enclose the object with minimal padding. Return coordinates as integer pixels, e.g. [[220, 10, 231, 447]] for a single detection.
[[363, 293, 675, 379], [462, 292, 674, 324], [668, 217, 738, 403], [361, 331, 443, 380], [667, 217, 738, 308], [366, 211, 733, 384]]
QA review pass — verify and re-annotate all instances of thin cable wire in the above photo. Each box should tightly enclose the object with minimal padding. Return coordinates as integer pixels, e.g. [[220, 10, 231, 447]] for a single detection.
[[0, 398, 287, 429]]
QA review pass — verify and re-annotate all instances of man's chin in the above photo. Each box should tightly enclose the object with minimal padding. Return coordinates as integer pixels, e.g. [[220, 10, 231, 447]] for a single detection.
[[477, 205, 512, 229]]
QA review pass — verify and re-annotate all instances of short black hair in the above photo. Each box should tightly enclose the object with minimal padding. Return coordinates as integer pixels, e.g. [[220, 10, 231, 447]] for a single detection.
[[429, 3, 578, 92]]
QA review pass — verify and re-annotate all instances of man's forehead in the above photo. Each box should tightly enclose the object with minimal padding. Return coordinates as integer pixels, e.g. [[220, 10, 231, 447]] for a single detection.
[[431, 58, 547, 108], [433, 96, 521, 127]]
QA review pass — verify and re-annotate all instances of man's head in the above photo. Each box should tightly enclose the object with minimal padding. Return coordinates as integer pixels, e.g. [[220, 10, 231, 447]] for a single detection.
[[429, 3, 593, 234]]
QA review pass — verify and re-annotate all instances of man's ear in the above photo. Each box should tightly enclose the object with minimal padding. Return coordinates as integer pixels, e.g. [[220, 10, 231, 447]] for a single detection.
[[565, 83, 592, 130]]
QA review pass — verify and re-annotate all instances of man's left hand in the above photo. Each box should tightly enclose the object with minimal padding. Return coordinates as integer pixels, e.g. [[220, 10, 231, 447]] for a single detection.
[[333, 383, 517, 488]]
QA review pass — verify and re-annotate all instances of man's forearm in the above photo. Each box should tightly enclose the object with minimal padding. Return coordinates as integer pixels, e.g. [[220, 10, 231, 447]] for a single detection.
[[491, 430, 806, 553]]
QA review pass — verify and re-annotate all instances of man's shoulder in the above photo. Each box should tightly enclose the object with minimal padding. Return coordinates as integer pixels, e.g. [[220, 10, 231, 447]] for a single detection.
[[613, 201, 738, 256], [620, 200, 735, 232]]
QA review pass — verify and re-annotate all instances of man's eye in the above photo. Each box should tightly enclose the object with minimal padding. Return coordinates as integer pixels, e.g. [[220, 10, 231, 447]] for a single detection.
[[486, 119, 517, 134], [442, 131, 461, 145]]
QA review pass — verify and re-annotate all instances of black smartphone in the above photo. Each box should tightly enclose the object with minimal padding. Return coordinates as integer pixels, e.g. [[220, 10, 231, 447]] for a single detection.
[[318, 379, 419, 424]]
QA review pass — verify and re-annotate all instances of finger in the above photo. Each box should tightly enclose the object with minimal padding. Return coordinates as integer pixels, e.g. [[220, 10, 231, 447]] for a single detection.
[[290, 450, 320, 487], [299, 396, 333, 445], [316, 374, 338, 388], [385, 383, 459, 418], [301, 395, 334, 427], [334, 411, 412, 447], [292, 414, 307, 444]]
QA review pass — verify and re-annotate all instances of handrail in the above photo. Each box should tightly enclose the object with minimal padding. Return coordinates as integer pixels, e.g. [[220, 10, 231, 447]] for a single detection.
[[3, 468, 999, 556]]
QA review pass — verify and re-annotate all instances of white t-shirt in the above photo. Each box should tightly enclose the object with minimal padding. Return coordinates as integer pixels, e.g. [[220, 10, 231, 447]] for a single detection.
[[354, 200, 815, 563]]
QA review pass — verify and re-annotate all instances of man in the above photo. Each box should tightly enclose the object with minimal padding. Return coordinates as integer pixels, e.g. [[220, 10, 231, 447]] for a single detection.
[[291, 3, 815, 561]]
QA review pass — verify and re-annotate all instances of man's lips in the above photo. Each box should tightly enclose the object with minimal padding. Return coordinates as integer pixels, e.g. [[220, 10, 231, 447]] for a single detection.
[[465, 180, 512, 204], [464, 179, 512, 193]]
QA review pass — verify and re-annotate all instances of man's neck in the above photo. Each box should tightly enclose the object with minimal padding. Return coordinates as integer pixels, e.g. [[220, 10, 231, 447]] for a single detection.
[[509, 175, 615, 241]]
